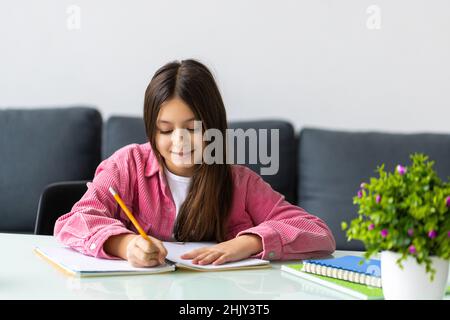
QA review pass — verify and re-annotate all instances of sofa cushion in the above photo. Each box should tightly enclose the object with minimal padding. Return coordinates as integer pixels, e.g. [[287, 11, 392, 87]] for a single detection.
[[102, 116, 147, 159], [104, 117, 297, 203], [298, 127, 450, 250], [228, 120, 297, 204], [0, 107, 102, 233]]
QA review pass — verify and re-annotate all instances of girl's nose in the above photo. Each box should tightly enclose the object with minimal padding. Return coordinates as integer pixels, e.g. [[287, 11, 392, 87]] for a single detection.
[[171, 128, 191, 148]]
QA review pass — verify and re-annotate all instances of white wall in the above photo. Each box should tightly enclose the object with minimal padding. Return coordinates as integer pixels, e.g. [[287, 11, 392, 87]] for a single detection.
[[1, 0, 449, 133]]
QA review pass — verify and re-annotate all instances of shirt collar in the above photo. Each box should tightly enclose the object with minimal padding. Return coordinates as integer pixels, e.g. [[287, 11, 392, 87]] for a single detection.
[[143, 143, 173, 200], [144, 148, 161, 177]]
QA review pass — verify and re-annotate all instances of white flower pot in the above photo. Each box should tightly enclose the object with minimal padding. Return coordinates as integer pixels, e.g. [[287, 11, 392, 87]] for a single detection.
[[381, 251, 449, 300]]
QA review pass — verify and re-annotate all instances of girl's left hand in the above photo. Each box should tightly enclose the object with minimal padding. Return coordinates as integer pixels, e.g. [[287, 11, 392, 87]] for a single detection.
[[180, 235, 263, 265]]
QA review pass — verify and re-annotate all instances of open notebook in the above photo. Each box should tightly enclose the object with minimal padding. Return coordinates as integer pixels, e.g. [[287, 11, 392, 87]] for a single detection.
[[34, 241, 270, 277], [163, 241, 270, 271]]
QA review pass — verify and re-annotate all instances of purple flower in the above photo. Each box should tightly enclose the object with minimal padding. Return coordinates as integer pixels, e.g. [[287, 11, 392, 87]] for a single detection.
[[407, 228, 414, 237], [357, 190, 363, 198], [368, 224, 375, 231], [381, 229, 388, 237], [360, 182, 367, 189], [396, 165, 407, 175], [376, 195, 381, 204], [446, 196, 450, 208], [408, 245, 417, 255], [448, 231, 450, 238], [428, 230, 437, 239]]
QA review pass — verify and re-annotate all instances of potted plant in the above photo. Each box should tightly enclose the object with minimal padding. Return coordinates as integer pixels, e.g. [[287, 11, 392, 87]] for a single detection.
[[342, 153, 450, 299]]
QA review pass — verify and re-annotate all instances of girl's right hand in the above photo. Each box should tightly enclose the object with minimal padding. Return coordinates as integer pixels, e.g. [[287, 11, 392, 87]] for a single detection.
[[125, 235, 168, 268]]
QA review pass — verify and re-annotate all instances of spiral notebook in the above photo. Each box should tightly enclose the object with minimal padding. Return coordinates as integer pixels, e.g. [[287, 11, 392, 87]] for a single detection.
[[301, 256, 382, 288], [281, 263, 384, 300], [281, 255, 384, 300]]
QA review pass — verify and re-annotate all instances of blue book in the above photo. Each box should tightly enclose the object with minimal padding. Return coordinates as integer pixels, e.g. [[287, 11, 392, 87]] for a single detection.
[[301, 256, 382, 288], [305, 256, 381, 276], [281, 263, 384, 300]]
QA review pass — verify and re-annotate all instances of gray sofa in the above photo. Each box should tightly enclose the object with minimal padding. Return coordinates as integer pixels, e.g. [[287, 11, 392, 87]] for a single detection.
[[0, 107, 102, 233], [3, 106, 450, 250]]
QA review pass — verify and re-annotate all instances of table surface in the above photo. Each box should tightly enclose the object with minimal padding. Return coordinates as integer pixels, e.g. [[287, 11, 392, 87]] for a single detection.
[[1, 233, 448, 300]]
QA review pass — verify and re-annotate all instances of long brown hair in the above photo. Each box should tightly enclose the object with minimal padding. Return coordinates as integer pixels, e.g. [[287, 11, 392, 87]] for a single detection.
[[143, 59, 233, 242]]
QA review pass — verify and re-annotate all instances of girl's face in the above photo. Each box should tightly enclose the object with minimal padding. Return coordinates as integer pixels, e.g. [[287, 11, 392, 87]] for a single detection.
[[155, 96, 204, 177]]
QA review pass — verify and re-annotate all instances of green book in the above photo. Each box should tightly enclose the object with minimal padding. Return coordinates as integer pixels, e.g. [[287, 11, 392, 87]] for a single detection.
[[281, 264, 384, 300]]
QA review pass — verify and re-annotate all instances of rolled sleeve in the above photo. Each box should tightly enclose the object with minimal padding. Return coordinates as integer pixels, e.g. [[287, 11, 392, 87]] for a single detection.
[[54, 155, 136, 259], [236, 225, 282, 260], [86, 226, 134, 259], [239, 167, 336, 260]]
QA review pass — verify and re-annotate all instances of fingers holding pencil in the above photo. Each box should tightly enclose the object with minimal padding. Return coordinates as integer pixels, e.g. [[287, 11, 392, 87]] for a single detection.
[[108, 186, 167, 267], [126, 235, 168, 268]]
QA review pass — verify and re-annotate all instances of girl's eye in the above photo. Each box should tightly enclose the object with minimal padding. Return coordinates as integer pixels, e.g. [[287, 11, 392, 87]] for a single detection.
[[159, 129, 195, 134]]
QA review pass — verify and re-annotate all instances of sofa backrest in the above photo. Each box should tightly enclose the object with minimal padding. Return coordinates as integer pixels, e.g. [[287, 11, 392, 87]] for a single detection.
[[298, 127, 450, 250], [0, 107, 102, 233], [103, 116, 298, 204], [102, 116, 147, 159]]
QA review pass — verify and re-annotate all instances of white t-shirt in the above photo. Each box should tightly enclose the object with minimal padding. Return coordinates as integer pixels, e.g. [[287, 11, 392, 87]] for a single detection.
[[163, 166, 192, 217]]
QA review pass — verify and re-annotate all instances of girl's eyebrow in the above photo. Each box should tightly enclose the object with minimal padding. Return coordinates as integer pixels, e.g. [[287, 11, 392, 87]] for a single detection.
[[157, 117, 195, 124]]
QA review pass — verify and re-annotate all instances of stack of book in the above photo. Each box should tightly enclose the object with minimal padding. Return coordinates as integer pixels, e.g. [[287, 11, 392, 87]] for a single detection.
[[281, 255, 384, 300]]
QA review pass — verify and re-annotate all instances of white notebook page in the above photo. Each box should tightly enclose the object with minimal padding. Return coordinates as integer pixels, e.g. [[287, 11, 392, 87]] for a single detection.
[[35, 246, 175, 275], [163, 241, 270, 270]]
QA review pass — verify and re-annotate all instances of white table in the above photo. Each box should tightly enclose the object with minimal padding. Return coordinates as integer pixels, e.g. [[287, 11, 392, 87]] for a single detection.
[[0, 233, 448, 300]]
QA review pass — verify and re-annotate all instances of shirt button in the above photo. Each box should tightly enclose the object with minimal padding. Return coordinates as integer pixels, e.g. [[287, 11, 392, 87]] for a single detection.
[[90, 243, 97, 251], [268, 251, 275, 259]]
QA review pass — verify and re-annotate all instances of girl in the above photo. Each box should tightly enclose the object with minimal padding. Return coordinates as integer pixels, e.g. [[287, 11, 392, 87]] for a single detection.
[[54, 59, 336, 268]]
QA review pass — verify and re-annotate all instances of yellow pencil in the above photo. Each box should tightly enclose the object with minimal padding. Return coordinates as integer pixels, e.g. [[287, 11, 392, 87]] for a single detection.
[[108, 186, 153, 244]]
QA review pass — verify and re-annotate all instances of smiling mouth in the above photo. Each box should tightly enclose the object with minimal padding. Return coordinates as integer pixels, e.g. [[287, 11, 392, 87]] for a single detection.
[[171, 150, 194, 156]]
